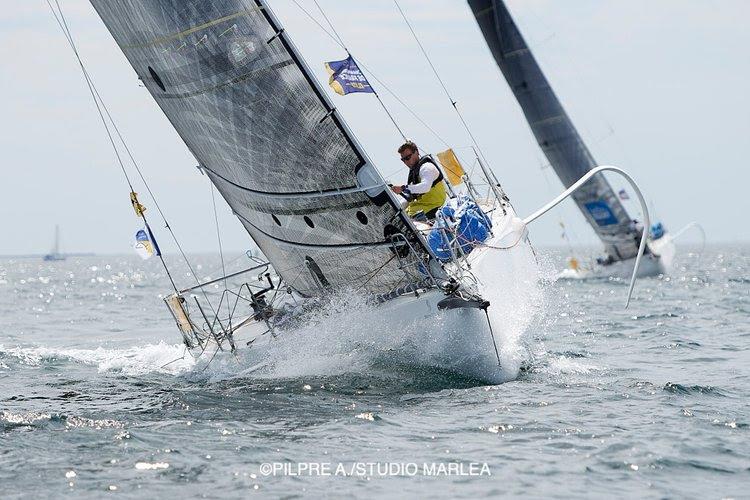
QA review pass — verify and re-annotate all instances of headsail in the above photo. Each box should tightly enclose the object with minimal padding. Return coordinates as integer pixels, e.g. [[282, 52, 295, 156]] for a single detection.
[[469, 0, 640, 261], [89, 0, 433, 296]]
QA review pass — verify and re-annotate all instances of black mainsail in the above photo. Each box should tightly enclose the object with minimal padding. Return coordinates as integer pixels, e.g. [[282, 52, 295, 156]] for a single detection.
[[89, 0, 433, 296], [469, 0, 640, 261]]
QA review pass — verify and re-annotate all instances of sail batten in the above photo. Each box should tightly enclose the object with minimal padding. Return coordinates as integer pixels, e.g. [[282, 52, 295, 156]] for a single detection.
[[469, 0, 640, 260], [90, 0, 431, 296]]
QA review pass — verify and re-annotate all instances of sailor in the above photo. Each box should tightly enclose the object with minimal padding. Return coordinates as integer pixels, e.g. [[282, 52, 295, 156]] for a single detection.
[[629, 219, 650, 254], [390, 141, 447, 220]]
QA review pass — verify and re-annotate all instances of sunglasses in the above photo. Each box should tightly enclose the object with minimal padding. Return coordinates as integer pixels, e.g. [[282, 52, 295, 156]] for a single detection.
[[400, 152, 415, 162]]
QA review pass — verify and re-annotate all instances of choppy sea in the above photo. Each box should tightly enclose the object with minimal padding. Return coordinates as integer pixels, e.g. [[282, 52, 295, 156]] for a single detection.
[[0, 245, 748, 498]]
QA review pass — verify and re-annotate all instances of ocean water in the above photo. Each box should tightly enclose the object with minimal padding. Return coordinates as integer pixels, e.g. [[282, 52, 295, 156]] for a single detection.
[[0, 245, 748, 498]]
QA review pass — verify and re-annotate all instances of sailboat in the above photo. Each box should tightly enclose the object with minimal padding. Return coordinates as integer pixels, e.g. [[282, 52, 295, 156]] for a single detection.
[[468, 0, 676, 279], [43, 225, 65, 261], [77, 0, 650, 383]]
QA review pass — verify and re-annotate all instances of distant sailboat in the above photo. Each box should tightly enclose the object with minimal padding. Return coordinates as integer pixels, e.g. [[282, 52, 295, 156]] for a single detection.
[[43, 225, 65, 261], [468, 0, 676, 278]]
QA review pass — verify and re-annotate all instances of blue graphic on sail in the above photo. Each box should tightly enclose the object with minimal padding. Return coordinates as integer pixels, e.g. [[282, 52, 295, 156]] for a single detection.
[[585, 201, 618, 227], [325, 55, 373, 95], [618, 188, 630, 200]]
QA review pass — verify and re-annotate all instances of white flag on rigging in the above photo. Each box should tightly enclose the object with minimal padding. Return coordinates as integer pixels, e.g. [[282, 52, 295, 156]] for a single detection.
[[133, 228, 156, 260]]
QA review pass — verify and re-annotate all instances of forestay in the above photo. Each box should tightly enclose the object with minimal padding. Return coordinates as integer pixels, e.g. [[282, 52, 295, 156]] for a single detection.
[[89, 0, 433, 296], [469, 0, 640, 261]]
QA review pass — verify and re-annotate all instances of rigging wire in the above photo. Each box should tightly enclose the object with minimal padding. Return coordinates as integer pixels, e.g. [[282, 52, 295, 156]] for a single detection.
[[46, 0, 178, 293], [483, 308, 502, 366], [311, 0, 344, 47], [392, 0, 506, 193], [46, 1, 226, 321], [521, 3, 646, 217], [87, 78, 207, 294], [311, 0, 406, 141], [47, 1, 131, 192], [210, 182, 231, 330], [289, 0, 450, 149]]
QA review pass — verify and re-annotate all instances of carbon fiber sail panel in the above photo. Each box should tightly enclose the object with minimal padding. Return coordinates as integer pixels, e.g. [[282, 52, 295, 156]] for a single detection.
[[89, 0, 431, 295], [469, 0, 640, 260]]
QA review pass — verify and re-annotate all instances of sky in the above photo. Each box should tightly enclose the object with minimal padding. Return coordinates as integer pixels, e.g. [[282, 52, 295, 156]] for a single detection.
[[1, 0, 748, 255]]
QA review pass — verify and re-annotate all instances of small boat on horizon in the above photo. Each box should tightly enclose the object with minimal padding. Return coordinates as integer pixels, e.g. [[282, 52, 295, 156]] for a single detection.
[[43, 225, 65, 262]]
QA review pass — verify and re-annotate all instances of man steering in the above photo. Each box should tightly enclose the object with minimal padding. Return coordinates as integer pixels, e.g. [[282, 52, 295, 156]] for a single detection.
[[390, 141, 447, 220]]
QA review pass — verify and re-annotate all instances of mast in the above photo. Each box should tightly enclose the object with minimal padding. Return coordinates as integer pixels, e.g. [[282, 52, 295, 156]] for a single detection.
[[88, 0, 435, 297], [53, 225, 60, 255], [468, 0, 640, 261]]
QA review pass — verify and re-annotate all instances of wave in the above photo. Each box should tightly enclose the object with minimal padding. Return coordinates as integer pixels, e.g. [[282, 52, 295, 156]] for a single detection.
[[0, 333, 501, 391], [0, 410, 125, 432], [0, 245, 547, 389], [663, 382, 728, 397], [535, 355, 602, 376], [521, 342, 602, 378], [0, 342, 195, 376]]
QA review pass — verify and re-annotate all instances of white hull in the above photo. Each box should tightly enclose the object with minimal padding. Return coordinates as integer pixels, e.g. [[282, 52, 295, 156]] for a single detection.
[[199, 208, 539, 384], [558, 233, 677, 280]]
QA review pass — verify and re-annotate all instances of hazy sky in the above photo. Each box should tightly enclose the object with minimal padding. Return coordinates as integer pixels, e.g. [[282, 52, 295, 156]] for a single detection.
[[2, 0, 748, 255]]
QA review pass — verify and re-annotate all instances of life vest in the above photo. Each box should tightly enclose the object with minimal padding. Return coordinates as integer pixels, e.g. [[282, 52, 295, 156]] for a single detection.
[[405, 156, 447, 218]]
